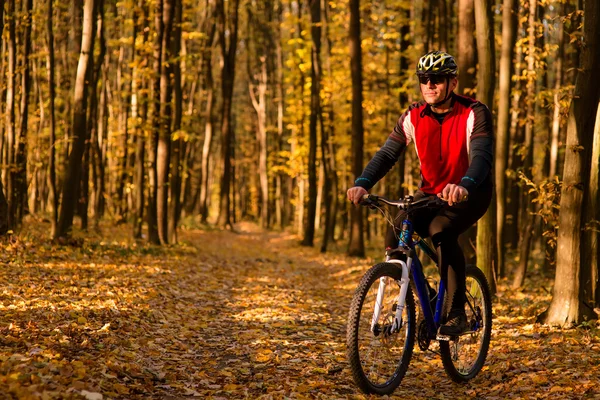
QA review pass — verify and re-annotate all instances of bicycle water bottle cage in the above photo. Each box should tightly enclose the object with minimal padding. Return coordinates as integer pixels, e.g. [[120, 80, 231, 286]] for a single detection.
[[398, 220, 414, 249]]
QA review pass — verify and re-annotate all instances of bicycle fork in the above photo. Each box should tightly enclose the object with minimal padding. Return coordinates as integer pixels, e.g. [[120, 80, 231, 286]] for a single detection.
[[370, 259, 410, 334]]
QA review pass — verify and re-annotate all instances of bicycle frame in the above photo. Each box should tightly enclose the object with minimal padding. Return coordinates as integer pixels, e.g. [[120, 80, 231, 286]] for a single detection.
[[372, 217, 446, 340]]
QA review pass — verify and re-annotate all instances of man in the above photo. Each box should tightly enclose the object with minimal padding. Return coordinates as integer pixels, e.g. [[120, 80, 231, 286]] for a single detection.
[[346, 51, 494, 335]]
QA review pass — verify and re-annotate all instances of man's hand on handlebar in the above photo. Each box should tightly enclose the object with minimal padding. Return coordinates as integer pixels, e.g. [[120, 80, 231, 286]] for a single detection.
[[347, 186, 368, 205], [437, 184, 469, 206]]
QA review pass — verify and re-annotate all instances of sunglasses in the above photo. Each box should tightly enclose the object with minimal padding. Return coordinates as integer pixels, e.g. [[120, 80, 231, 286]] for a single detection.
[[418, 75, 448, 85]]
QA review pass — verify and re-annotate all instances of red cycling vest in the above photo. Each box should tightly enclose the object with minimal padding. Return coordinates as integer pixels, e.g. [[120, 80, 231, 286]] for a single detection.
[[391, 94, 490, 195]]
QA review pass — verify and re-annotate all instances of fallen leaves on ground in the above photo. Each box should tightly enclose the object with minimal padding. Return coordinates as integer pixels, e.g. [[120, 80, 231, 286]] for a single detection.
[[0, 220, 598, 399]]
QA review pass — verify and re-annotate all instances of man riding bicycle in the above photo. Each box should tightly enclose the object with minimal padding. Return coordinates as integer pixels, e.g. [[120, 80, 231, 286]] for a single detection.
[[347, 50, 493, 336]]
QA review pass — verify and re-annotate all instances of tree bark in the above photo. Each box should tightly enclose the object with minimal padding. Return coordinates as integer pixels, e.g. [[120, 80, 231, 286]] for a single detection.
[[198, 5, 217, 223], [94, 61, 108, 222], [5, 0, 16, 230], [46, 0, 58, 237], [549, 5, 565, 179], [320, 0, 338, 252], [155, 0, 175, 243], [14, 0, 33, 225], [216, 0, 240, 229], [133, 0, 148, 239], [302, 0, 321, 246], [0, 0, 7, 234], [168, 0, 183, 243], [474, 0, 497, 292], [80, 0, 105, 231], [506, 40, 524, 250], [56, 0, 97, 239], [148, 0, 163, 244], [584, 103, 600, 309], [348, 0, 365, 257], [512, 0, 537, 288], [457, 0, 476, 95], [248, 48, 269, 229], [542, 0, 599, 325], [495, 0, 517, 277], [115, 5, 135, 223], [274, 0, 285, 229]]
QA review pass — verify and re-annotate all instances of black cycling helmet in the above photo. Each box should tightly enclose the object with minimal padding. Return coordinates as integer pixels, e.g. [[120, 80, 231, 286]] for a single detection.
[[416, 51, 458, 76], [417, 51, 458, 107]]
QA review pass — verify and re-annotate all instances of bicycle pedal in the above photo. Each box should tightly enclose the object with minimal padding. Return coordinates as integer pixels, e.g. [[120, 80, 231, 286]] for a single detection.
[[436, 334, 451, 341]]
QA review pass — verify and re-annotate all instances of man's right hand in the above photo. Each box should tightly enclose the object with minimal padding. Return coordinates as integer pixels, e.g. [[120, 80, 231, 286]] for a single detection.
[[347, 186, 368, 205]]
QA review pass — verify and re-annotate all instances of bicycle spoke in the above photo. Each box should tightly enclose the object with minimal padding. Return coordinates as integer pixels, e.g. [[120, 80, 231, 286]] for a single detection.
[[349, 265, 415, 391]]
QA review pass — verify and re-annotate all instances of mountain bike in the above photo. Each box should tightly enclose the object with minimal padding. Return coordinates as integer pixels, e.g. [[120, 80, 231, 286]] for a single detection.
[[346, 194, 492, 395]]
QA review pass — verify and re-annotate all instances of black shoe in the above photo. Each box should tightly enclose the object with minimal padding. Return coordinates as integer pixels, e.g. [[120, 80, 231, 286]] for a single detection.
[[439, 310, 469, 336]]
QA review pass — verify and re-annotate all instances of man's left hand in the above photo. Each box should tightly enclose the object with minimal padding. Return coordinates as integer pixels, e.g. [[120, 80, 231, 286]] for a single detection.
[[437, 184, 469, 206]]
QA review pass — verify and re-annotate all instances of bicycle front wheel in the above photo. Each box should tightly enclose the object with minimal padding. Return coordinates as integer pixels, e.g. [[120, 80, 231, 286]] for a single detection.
[[346, 263, 416, 395], [440, 264, 492, 382]]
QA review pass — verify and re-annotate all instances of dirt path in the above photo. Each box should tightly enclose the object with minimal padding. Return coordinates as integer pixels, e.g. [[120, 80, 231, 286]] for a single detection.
[[0, 222, 598, 399]]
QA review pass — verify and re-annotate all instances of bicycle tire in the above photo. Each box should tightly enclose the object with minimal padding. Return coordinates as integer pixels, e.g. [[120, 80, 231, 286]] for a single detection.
[[346, 262, 416, 395], [439, 264, 492, 382]]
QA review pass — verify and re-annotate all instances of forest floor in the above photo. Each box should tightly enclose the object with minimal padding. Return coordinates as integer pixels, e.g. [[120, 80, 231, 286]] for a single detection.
[[0, 219, 599, 400]]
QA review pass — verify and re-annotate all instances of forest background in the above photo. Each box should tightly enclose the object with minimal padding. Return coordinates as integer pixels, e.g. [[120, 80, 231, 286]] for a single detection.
[[0, 0, 598, 328]]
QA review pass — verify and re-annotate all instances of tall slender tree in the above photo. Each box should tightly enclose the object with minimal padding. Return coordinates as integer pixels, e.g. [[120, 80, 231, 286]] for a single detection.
[[148, 0, 164, 244], [216, 0, 240, 228], [198, 6, 217, 223], [56, 0, 97, 239], [348, 0, 365, 257], [457, 0, 476, 94], [5, 0, 16, 229], [46, 0, 58, 237], [495, 0, 517, 277], [542, 0, 599, 325], [474, 0, 497, 292], [302, 0, 321, 246], [168, 0, 183, 243], [512, 0, 537, 288], [14, 0, 34, 225], [0, 0, 7, 234]]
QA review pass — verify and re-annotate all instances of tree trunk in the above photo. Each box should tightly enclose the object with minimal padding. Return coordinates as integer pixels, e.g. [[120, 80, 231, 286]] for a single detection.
[[542, 0, 599, 325], [584, 103, 600, 309], [94, 62, 108, 222], [5, 0, 16, 229], [549, 5, 565, 179], [46, 0, 58, 237], [56, 0, 97, 239], [133, 0, 148, 239], [148, 0, 163, 244], [302, 0, 321, 246], [457, 0, 476, 95], [474, 0, 497, 292], [506, 41, 524, 250], [168, 0, 183, 243], [198, 8, 217, 223], [0, 0, 7, 234], [348, 0, 365, 257], [79, 0, 105, 231], [116, 5, 135, 224], [512, 0, 537, 289], [495, 0, 517, 277], [155, 0, 175, 244], [321, 0, 338, 250], [216, 0, 240, 229], [248, 56, 269, 229], [14, 0, 33, 225]]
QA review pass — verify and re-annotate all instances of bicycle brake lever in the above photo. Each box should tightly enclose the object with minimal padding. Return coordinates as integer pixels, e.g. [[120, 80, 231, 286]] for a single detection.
[[359, 194, 380, 209]]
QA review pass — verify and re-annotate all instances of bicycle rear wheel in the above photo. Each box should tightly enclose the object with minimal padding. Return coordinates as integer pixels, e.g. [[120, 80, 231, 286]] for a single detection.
[[440, 264, 492, 382], [346, 263, 416, 395]]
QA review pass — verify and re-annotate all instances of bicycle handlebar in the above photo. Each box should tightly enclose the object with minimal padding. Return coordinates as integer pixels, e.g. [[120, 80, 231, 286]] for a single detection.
[[359, 194, 455, 211]]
